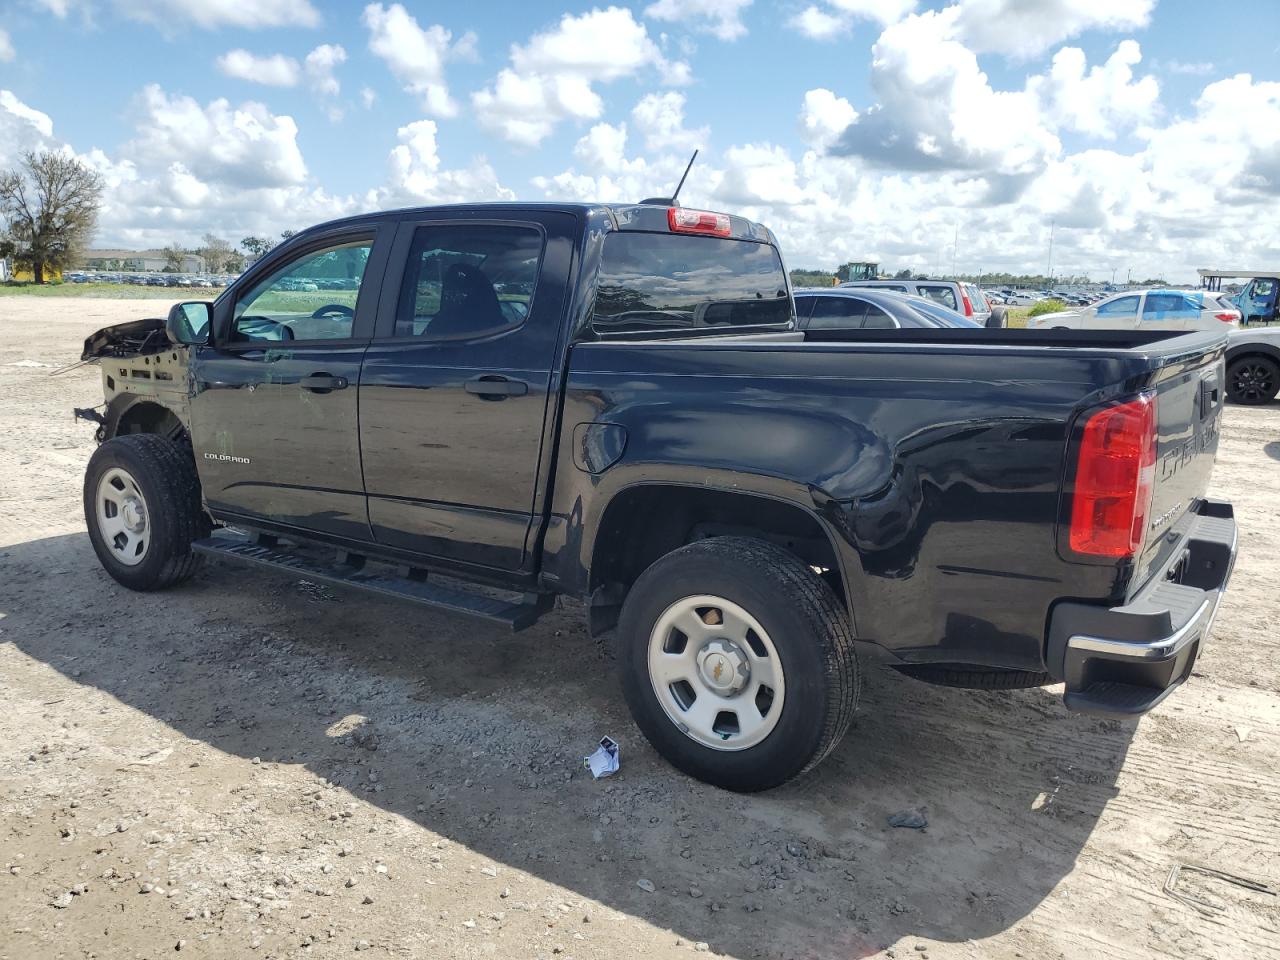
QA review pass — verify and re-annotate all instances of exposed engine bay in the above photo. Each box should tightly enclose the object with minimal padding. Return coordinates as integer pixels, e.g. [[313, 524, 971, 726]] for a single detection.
[[75, 318, 192, 442]]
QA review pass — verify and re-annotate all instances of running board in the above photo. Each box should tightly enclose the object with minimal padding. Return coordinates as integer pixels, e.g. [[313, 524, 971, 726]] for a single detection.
[[191, 533, 552, 631]]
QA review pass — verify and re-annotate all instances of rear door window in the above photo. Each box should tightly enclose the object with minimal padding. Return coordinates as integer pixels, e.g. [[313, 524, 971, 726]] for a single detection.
[[592, 233, 791, 334], [917, 284, 959, 310], [807, 296, 868, 330], [861, 303, 897, 328], [395, 224, 544, 339]]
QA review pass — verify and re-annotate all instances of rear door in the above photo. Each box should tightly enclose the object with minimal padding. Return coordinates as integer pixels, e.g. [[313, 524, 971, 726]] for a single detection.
[[189, 226, 390, 540], [356, 211, 575, 571], [1092, 293, 1142, 329]]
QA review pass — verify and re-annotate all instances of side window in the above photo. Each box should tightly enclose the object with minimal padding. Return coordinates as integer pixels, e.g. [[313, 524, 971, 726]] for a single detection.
[[861, 304, 897, 329], [233, 239, 372, 342], [794, 296, 816, 320], [1255, 279, 1275, 298], [917, 285, 958, 310], [807, 296, 868, 330], [395, 224, 543, 339], [1097, 295, 1140, 317], [882, 285, 909, 293], [1142, 293, 1183, 317]]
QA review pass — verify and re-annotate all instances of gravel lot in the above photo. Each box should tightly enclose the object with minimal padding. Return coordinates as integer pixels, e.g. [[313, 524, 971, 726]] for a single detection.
[[2, 298, 1278, 960]]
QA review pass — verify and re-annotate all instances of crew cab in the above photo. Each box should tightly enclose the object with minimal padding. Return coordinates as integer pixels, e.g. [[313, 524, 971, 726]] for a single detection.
[[78, 202, 1237, 792]]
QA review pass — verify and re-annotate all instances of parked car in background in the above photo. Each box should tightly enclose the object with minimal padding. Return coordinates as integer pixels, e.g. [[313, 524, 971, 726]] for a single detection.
[[1229, 276, 1279, 325], [1224, 326, 1280, 404], [839, 278, 1001, 326], [794, 288, 981, 330], [1026, 289, 1239, 332]]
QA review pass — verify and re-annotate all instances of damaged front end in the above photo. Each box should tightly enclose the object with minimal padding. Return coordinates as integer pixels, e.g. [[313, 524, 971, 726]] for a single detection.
[[75, 317, 193, 443]]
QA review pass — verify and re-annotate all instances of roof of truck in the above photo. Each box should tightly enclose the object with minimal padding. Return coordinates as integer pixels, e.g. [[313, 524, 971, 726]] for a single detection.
[[291, 202, 778, 245]]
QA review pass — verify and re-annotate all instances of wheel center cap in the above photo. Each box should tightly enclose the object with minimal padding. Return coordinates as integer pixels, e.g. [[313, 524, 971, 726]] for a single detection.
[[121, 498, 146, 532], [697, 640, 748, 694]]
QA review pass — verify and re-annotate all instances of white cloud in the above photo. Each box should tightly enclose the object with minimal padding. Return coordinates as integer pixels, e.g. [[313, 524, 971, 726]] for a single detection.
[[216, 50, 301, 88], [0, 90, 57, 161], [304, 44, 347, 97], [0, 29, 14, 62], [631, 92, 706, 153], [371, 120, 514, 209], [790, 6, 849, 40], [790, 0, 917, 38], [473, 6, 691, 146], [124, 85, 308, 190], [360, 87, 377, 109], [92, 0, 321, 30], [799, 89, 858, 148], [1035, 40, 1159, 139], [1162, 60, 1215, 76], [644, 0, 753, 42], [362, 2, 471, 117], [952, 0, 1154, 58]]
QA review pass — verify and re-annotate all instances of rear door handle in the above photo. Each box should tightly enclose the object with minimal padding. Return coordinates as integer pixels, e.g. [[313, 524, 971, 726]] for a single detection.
[[300, 373, 348, 392], [465, 376, 528, 399]]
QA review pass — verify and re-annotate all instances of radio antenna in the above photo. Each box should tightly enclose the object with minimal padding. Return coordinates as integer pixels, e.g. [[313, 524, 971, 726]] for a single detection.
[[640, 149, 699, 206]]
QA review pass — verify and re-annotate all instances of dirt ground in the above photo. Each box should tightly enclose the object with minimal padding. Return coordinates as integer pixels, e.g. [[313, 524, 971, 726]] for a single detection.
[[2, 298, 1278, 960]]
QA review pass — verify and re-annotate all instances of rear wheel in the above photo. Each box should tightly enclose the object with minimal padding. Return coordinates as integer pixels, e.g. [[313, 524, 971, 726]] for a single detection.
[[1227, 356, 1280, 405], [616, 537, 858, 792], [84, 434, 209, 591]]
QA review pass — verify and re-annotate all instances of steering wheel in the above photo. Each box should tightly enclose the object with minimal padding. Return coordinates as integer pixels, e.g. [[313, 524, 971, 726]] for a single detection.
[[311, 303, 355, 319]]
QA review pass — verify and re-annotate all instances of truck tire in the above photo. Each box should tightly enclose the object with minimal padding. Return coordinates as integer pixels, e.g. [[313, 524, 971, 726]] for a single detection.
[[84, 433, 209, 591], [895, 664, 1050, 690], [616, 537, 859, 792], [1227, 356, 1280, 405]]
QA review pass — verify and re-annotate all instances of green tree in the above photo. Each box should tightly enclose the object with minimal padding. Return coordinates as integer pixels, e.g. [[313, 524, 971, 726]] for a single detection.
[[280, 229, 296, 242], [240, 236, 273, 258], [0, 150, 104, 284]]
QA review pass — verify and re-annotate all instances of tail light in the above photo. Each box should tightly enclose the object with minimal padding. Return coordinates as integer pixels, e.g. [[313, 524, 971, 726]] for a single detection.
[[1214, 312, 1238, 323], [1069, 393, 1157, 558], [960, 289, 974, 316], [668, 207, 731, 238]]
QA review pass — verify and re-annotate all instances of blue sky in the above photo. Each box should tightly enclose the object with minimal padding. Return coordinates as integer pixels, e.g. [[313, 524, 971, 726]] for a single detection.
[[1, 0, 1277, 279]]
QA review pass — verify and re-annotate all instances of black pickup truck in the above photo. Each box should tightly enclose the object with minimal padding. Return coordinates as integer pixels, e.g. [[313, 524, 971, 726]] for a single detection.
[[78, 202, 1237, 791]]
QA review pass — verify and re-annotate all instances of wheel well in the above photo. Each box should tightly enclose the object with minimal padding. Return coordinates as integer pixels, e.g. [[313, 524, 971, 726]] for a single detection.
[[112, 400, 187, 442], [587, 485, 846, 636], [1227, 350, 1280, 368]]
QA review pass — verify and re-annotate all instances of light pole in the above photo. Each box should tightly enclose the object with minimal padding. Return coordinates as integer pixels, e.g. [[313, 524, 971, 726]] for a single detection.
[[1046, 218, 1055, 287]]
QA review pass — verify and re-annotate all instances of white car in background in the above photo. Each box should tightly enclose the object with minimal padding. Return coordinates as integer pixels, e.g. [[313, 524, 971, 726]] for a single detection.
[[1026, 289, 1240, 332]]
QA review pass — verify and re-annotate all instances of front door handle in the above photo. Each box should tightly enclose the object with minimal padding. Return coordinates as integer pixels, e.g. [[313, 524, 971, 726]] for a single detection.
[[465, 376, 528, 399], [300, 373, 349, 393]]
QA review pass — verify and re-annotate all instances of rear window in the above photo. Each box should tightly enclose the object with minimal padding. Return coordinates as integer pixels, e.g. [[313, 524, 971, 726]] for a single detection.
[[592, 232, 791, 334], [916, 284, 959, 311]]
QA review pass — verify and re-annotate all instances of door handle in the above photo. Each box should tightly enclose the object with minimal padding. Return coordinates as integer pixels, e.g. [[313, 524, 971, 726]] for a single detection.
[[465, 376, 528, 399], [300, 373, 349, 392]]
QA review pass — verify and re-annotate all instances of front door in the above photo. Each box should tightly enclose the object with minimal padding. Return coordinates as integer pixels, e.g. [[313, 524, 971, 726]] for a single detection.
[[189, 227, 389, 541], [357, 213, 574, 571]]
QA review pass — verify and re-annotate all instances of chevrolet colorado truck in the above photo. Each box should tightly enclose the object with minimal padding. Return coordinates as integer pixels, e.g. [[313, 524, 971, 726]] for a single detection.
[[77, 202, 1237, 792]]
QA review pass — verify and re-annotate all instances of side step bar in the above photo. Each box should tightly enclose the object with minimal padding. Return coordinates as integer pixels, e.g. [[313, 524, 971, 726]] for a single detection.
[[192, 532, 552, 631]]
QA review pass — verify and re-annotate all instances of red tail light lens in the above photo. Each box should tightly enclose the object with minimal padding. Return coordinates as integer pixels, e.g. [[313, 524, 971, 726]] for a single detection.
[[1069, 393, 1157, 558], [668, 207, 731, 237], [961, 290, 974, 316], [1214, 312, 1238, 323]]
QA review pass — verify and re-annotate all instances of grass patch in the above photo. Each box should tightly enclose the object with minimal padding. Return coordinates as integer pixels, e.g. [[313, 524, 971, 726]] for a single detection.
[[0, 282, 221, 300], [1027, 298, 1068, 317]]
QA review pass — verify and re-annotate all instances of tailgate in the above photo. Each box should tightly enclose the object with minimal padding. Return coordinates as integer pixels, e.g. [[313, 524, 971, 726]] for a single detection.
[[1134, 347, 1226, 591]]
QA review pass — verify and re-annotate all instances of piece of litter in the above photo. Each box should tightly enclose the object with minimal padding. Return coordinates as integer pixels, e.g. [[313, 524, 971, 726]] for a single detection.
[[1234, 725, 1251, 742], [584, 736, 620, 780], [636, 879, 656, 893], [887, 809, 928, 830]]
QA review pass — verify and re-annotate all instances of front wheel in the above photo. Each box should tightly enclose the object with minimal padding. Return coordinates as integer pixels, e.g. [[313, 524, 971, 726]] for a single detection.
[[84, 433, 209, 591], [616, 537, 859, 792], [1227, 356, 1280, 405]]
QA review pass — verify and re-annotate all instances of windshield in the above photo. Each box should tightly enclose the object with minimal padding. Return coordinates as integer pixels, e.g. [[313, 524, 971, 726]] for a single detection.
[[592, 232, 792, 334]]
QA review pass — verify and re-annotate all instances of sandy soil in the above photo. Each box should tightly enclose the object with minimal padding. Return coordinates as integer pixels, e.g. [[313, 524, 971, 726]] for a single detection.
[[2, 297, 1278, 960]]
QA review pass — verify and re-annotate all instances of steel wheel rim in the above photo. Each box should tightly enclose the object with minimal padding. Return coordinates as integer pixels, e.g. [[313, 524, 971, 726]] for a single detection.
[[95, 466, 150, 566], [1234, 363, 1274, 402], [647, 595, 786, 752]]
